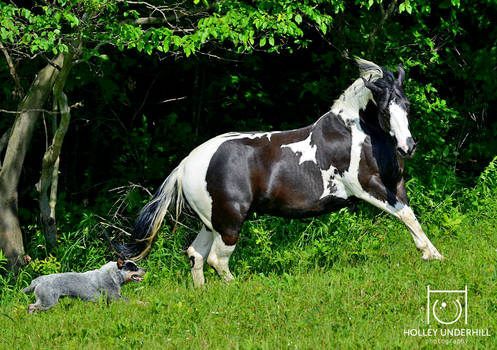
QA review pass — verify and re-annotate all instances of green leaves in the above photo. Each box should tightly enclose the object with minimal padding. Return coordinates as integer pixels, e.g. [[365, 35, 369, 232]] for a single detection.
[[259, 36, 267, 47], [63, 12, 79, 28], [398, 1, 413, 14], [0, 0, 335, 62], [0, 2, 81, 55]]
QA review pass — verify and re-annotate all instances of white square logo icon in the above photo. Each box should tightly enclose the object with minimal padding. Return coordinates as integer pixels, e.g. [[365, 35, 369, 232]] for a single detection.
[[427, 285, 468, 325]]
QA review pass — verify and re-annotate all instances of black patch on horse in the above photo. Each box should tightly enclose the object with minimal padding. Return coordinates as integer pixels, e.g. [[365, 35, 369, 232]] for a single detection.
[[311, 112, 352, 175]]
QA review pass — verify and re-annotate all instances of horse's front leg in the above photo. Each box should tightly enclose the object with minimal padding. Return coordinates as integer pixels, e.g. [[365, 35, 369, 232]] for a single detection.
[[393, 179, 443, 260], [392, 204, 443, 261], [354, 176, 443, 261]]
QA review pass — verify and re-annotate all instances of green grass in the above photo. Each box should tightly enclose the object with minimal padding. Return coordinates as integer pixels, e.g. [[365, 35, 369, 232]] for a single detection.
[[1, 192, 496, 349]]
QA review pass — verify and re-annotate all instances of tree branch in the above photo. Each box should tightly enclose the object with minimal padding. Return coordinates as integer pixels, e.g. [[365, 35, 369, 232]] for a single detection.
[[0, 108, 63, 115], [0, 42, 24, 99], [367, 0, 397, 56], [119, 0, 218, 28], [134, 17, 167, 25]]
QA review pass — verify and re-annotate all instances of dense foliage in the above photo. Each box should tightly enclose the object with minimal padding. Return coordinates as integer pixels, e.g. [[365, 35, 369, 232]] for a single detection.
[[0, 0, 496, 277]]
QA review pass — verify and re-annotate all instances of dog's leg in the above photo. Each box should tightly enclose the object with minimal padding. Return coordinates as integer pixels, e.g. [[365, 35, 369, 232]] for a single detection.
[[187, 225, 214, 287], [27, 303, 37, 314], [31, 287, 58, 312], [28, 300, 56, 313], [109, 292, 128, 303]]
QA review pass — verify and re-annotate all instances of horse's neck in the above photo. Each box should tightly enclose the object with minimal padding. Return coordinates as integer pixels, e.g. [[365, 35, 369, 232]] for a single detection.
[[330, 78, 372, 125], [310, 80, 373, 140]]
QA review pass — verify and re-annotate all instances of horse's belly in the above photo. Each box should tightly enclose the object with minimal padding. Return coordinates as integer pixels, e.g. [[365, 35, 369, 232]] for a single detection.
[[253, 190, 351, 219]]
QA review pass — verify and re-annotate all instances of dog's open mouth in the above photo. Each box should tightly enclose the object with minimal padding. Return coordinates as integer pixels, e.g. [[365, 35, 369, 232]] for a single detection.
[[131, 275, 144, 282], [125, 267, 146, 283]]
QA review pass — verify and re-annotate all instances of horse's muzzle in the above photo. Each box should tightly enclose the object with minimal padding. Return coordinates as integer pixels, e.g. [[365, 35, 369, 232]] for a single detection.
[[397, 137, 418, 158]]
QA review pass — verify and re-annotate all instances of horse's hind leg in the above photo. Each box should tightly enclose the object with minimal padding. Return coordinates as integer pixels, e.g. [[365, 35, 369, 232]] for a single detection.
[[207, 231, 236, 282], [187, 225, 214, 287]]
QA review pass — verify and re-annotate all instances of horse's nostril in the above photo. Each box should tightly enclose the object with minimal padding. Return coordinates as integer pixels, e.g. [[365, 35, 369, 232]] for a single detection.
[[405, 137, 417, 157], [397, 147, 407, 157], [410, 143, 417, 154]]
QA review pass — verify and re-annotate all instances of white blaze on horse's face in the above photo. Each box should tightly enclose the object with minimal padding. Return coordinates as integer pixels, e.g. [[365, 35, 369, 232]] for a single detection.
[[388, 101, 414, 157]]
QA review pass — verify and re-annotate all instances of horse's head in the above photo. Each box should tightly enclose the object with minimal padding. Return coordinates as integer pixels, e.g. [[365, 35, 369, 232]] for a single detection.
[[362, 64, 417, 159]]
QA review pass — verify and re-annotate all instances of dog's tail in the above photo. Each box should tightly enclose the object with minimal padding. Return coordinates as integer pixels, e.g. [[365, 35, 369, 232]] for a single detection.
[[22, 282, 35, 294], [111, 161, 185, 260]]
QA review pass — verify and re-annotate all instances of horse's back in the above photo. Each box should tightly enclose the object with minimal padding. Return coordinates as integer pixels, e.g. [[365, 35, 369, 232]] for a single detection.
[[180, 121, 357, 229]]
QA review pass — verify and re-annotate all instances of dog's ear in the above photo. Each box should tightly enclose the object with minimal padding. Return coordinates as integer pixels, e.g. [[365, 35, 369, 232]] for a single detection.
[[117, 257, 125, 269]]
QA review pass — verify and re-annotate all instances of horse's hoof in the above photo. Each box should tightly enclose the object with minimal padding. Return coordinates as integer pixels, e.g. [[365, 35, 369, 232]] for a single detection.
[[422, 252, 444, 261], [223, 275, 234, 284]]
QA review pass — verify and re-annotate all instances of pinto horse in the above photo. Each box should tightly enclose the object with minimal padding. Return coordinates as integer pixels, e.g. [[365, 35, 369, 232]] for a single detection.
[[115, 58, 443, 287]]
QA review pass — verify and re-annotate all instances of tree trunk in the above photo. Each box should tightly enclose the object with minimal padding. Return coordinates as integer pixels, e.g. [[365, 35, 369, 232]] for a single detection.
[[0, 53, 65, 271], [0, 128, 11, 170], [36, 52, 74, 249]]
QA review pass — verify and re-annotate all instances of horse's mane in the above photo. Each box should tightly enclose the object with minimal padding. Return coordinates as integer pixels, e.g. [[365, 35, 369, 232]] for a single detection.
[[355, 58, 383, 81], [330, 58, 383, 117]]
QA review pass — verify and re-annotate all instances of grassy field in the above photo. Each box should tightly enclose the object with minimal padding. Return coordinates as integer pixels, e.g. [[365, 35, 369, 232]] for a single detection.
[[1, 191, 496, 350]]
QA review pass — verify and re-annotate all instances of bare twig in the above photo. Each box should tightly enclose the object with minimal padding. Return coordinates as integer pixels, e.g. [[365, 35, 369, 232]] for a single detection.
[[0, 42, 24, 98], [0, 102, 82, 115], [167, 213, 198, 233], [196, 50, 243, 62], [134, 17, 167, 25], [131, 74, 159, 125], [107, 183, 153, 223], [158, 96, 187, 104], [109, 183, 153, 197], [0, 108, 59, 115], [98, 220, 133, 236], [118, 0, 218, 31]]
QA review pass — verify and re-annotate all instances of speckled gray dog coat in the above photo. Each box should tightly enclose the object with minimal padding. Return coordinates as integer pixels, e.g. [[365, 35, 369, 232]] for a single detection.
[[22, 260, 145, 312]]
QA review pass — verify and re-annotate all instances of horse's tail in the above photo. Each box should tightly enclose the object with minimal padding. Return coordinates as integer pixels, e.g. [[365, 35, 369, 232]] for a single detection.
[[113, 162, 185, 260]]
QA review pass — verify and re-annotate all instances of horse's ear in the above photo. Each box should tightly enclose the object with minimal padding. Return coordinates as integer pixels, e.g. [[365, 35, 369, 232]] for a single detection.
[[361, 77, 382, 94], [397, 64, 405, 85]]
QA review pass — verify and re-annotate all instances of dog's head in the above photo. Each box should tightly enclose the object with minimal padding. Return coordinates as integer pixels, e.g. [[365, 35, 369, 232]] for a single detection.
[[117, 257, 146, 283]]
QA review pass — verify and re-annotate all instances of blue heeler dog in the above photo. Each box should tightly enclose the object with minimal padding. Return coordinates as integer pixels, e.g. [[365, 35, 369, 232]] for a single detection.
[[22, 258, 146, 313]]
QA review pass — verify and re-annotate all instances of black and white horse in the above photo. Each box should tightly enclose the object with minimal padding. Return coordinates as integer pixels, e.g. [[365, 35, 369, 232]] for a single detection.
[[116, 58, 442, 287]]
